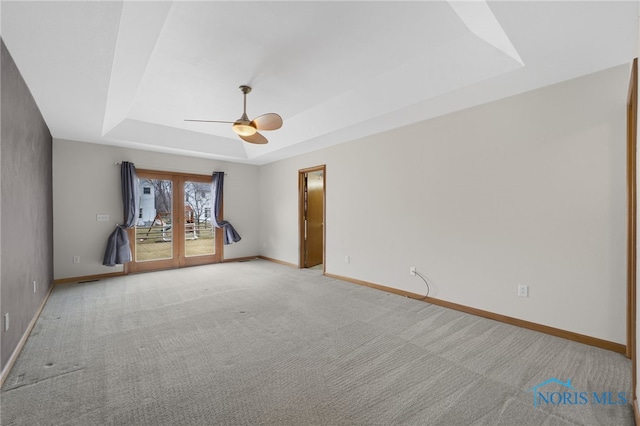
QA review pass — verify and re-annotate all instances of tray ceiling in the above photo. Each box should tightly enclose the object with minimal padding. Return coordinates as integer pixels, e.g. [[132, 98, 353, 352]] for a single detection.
[[1, 1, 637, 165]]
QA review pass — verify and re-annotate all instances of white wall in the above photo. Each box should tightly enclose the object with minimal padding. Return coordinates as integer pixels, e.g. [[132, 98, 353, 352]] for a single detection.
[[53, 139, 259, 279], [260, 64, 629, 344]]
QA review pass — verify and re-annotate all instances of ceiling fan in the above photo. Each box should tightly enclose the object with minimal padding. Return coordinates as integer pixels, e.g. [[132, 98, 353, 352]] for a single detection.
[[185, 85, 282, 144]]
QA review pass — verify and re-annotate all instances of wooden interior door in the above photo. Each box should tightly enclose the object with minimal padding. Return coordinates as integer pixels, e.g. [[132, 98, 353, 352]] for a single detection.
[[128, 170, 222, 273], [299, 166, 325, 269], [627, 58, 637, 404], [306, 170, 324, 267]]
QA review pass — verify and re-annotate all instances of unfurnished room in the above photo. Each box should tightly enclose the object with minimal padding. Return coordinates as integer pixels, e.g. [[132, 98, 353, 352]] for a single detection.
[[1, 1, 639, 425]]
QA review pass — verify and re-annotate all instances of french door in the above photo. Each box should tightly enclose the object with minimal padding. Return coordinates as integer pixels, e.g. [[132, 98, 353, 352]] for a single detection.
[[127, 170, 222, 273]]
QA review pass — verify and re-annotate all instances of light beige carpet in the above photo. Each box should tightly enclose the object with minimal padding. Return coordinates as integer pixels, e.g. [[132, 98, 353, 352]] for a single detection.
[[1, 259, 633, 425]]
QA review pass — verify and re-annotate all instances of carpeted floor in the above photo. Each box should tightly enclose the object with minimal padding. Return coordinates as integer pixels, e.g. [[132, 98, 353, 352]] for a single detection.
[[0, 259, 633, 425]]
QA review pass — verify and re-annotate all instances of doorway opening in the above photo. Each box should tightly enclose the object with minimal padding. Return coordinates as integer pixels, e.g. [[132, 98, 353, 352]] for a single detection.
[[299, 165, 326, 271], [127, 169, 223, 273]]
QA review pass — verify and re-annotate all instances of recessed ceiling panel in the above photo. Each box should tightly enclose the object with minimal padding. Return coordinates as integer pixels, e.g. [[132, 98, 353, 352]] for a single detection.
[[127, 1, 468, 130]]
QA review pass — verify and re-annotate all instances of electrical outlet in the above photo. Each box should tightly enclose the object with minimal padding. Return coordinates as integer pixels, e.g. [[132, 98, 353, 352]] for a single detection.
[[517, 284, 529, 298], [73, 256, 80, 264], [4, 313, 8, 332], [33, 280, 37, 293], [410, 266, 416, 276], [345, 255, 350, 264], [96, 214, 109, 222]]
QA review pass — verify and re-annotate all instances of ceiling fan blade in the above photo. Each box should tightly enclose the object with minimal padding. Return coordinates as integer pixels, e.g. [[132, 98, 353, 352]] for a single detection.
[[184, 119, 235, 124], [251, 113, 283, 131], [239, 132, 268, 144]]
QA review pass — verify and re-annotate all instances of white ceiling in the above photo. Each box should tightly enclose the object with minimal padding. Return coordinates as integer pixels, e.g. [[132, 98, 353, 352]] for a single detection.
[[1, 1, 637, 165]]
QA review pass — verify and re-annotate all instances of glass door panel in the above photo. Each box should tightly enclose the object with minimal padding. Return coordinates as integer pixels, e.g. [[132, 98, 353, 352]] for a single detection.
[[184, 181, 215, 258], [128, 171, 222, 273], [135, 178, 173, 263]]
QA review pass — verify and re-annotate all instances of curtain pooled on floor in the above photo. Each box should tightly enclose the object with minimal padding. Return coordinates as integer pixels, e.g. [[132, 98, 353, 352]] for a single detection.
[[103, 162, 139, 266], [211, 172, 241, 245]]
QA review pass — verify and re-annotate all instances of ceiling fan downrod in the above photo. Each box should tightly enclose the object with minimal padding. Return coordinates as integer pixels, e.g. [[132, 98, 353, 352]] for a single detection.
[[233, 85, 256, 136]]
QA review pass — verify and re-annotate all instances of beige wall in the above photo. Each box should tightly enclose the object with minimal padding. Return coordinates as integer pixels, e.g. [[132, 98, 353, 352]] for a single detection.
[[52, 63, 631, 344], [52, 139, 259, 280], [259, 64, 630, 344]]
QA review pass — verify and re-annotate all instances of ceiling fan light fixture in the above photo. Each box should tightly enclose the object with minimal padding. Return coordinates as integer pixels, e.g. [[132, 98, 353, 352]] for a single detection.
[[185, 85, 281, 144], [232, 122, 257, 136]]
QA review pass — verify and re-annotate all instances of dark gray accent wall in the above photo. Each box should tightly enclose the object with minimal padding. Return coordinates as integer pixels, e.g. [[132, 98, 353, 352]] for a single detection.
[[1, 39, 53, 373]]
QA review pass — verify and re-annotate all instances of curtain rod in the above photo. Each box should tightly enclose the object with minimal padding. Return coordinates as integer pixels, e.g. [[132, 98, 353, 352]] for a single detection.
[[113, 162, 226, 175]]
